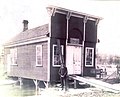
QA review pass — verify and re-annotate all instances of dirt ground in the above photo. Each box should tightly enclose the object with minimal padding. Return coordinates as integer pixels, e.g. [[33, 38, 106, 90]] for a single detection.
[[38, 86, 120, 97]]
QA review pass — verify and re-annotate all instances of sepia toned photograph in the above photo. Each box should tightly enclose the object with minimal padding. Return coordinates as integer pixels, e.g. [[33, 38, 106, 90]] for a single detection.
[[1, 0, 120, 97]]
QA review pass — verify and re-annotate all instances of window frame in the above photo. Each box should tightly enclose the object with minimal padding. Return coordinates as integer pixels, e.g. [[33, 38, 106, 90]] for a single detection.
[[10, 48, 17, 66], [85, 47, 94, 67], [36, 45, 43, 67], [52, 44, 64, 67]]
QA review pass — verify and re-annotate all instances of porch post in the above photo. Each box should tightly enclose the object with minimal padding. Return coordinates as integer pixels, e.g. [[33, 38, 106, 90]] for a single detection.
[[33, 79, 40, 91], [65, 12, 71, 66], [18, 77, 23, 89], [81, 16, 87, 76], [66, 12, 71, 43], [43, 81, 49, 88], [74, 79, 77, 89]]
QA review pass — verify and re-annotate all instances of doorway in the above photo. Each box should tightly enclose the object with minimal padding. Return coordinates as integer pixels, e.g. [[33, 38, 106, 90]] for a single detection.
[[66, 45, 82, 75]]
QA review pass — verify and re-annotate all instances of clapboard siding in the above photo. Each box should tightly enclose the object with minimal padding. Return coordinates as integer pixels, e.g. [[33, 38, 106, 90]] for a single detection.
[[4, 48, 10, 72], [8, 41, 48, 81]]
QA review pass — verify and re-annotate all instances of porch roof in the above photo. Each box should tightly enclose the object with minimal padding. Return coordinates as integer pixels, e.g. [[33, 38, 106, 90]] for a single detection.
[[46, 5, 102, 21]]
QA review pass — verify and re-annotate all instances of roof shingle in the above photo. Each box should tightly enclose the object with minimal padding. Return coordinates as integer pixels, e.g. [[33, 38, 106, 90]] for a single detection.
[[5, 24, 49, 46]]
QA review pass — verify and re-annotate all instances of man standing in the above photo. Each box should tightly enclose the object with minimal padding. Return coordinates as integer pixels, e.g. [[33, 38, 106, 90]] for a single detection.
[[59, 64, 68, 91]]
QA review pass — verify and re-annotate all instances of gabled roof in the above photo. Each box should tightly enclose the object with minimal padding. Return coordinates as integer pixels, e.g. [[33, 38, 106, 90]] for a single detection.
[[5, 24, 49, 47]]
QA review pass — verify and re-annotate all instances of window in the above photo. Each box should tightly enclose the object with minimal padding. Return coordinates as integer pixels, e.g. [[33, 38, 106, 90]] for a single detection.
[[53, 44, 64, 67], [10, 48, 17, 65], [36, 45, 42, 66], [85, 47, 94, 67]]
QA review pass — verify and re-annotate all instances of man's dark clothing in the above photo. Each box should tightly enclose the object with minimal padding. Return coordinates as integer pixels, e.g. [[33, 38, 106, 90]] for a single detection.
[[59, 66, 68, 91]]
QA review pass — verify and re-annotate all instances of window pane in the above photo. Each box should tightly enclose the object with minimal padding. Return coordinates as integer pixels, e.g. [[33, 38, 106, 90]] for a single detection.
[[85, 47, 94, 67], [53, 45, 63, 67], [36, 45, 42, 66], [10, 48, 17, 65]]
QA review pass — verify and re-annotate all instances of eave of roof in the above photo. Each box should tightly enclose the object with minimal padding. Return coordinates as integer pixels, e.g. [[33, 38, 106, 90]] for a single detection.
[[46, 5, 103, 21]]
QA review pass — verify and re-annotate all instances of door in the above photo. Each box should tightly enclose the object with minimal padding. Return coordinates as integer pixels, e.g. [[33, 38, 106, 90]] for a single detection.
[[66, 45, 81, 75]]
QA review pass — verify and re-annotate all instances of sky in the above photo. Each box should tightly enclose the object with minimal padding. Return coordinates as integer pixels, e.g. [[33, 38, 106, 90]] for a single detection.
[[0, 0, 120, 55]]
